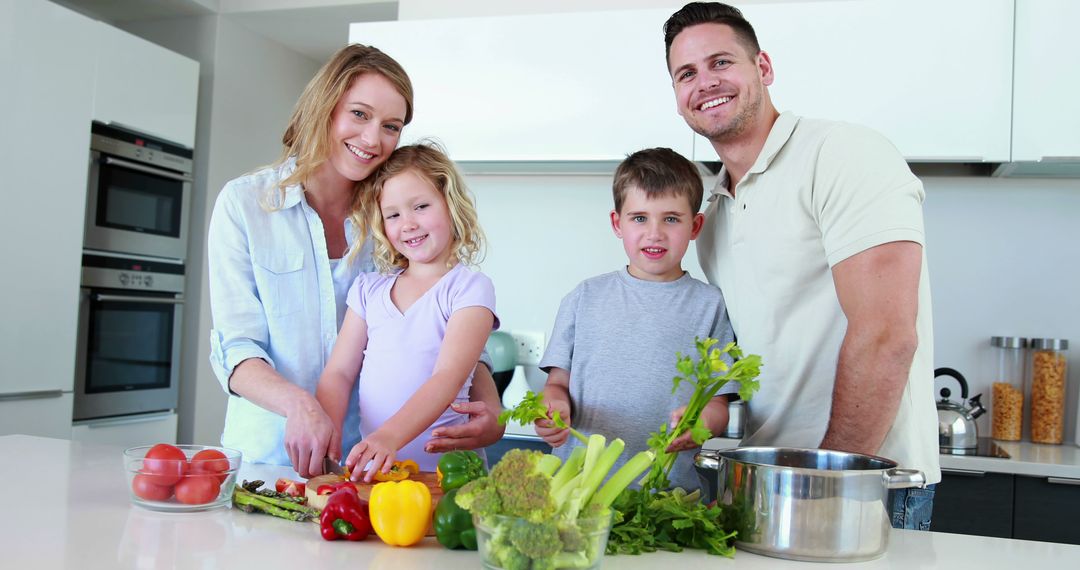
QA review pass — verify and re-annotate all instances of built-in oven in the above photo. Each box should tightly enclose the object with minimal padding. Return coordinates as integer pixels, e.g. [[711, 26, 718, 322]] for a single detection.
[[73, 253, 184, 421], [84, 121, 194, 261]]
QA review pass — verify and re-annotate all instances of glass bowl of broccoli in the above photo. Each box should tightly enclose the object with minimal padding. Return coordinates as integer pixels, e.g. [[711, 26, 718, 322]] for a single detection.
[[474, 511, 613, 570]]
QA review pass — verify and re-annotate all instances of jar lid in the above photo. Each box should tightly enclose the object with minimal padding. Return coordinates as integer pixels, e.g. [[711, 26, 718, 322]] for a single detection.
[[991, 336, 1028, 348], [1031, 338, 1069, 350]]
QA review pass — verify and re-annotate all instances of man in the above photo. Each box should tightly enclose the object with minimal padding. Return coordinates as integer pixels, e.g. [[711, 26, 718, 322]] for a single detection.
[[662, 2, 940, 529]]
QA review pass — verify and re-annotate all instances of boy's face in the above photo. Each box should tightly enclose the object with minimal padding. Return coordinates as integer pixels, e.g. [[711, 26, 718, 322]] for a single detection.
[[610, 185, 704, 282]]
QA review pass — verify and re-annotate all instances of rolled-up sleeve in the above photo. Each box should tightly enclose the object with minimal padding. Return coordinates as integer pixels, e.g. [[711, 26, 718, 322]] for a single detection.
[[207, 186, 274, 394]]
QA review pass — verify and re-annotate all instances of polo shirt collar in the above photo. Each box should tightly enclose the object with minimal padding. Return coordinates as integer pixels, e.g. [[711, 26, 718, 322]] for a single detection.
[[708, 111, 800, 201]]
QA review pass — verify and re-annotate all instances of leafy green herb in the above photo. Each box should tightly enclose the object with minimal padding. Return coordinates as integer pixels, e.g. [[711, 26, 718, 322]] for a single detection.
[[498, 390, 588, 444], [643, 337, 762, 490], [607, 488, 737, 557]]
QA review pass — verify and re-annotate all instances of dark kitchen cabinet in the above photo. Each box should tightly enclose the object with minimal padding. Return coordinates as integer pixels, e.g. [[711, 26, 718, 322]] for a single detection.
[[485, 436, 551, 466], [1013, 475, 1080, 545], [931, 470, 1014, 538]]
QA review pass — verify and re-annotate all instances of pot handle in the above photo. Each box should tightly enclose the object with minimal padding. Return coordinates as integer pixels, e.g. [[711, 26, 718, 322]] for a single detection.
[[885, 468, 926, 489]]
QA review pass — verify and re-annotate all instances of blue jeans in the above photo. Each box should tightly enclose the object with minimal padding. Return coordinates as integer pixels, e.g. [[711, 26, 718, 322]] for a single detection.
[[887, 484, 936, 530]]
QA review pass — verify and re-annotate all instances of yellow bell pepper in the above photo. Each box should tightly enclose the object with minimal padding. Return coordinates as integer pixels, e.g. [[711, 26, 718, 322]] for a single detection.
[[369, 480, 431, 546], [373, 459, 420, 482]]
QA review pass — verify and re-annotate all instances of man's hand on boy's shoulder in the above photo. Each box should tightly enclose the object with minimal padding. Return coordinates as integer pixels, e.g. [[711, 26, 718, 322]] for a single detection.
[[665, 395, 731, 453]]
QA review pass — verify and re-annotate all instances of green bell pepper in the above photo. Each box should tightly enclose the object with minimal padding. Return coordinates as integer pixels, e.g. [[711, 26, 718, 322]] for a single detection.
[[436, 450, 486, 491], [433, 488, 477, 550]]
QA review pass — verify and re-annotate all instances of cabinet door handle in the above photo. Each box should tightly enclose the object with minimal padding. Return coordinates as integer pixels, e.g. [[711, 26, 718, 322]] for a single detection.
[[942, 468, 987, 477], [1046, 477, 1080, 486], [1039, 156, 1080, 162], [0, 389, 64, 402], [76, 411, 173, 428]]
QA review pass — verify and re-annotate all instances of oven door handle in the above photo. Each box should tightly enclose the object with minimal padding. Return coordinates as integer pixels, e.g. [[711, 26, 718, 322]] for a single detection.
[[93, 293, 185, 305], [102, 156, 193, 182]]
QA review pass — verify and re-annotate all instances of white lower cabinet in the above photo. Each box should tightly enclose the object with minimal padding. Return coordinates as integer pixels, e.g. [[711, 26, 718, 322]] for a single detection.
[[72, 412, 178, 447], [0, 393, 74, 440]]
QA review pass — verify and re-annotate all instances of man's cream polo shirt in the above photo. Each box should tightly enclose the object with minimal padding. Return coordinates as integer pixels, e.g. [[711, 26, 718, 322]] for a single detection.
[[697, 111, 941, 484]]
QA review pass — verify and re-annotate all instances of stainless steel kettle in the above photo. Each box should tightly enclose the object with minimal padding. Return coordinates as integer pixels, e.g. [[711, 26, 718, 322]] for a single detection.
[[936, 367, 985, 453]]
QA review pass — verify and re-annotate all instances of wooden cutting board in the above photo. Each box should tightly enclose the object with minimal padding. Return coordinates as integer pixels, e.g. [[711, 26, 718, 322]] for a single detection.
[[305, 472, 444, 536]]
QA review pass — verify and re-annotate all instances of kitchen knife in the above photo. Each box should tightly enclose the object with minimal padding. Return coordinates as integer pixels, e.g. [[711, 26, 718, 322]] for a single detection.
[[322, 456, 346, 476]]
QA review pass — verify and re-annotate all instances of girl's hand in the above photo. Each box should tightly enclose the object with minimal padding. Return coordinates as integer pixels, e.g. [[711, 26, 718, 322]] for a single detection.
[[535, 401, 572, 448], [346, 432, 397, 483]]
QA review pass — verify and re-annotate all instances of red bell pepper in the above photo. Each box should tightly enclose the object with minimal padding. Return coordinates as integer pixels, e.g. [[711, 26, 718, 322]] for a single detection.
[[319, 487, 371, 541], [317, 481, 356, 496]]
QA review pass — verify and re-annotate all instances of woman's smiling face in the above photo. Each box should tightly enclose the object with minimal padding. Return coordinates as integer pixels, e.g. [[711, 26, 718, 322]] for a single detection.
[[326, 73, 408, 184]]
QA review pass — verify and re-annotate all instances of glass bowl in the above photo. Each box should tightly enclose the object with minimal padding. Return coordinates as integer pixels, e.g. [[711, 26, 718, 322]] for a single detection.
[[123, 444, 242, 512], [474, 512, 613, 570]]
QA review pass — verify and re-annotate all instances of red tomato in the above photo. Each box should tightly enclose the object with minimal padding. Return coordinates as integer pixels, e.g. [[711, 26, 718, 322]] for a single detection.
[[143, 443, 188, 486], [174, 475, 222, 505], [132, 473, 173, 501], [190, 449, 230, 484], [275, 478, 305, 497]]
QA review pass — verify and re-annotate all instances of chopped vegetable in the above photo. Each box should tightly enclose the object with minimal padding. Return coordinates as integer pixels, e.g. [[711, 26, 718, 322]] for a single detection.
[[373, 459, 420, 482], [316, 481, 357, 496], [436, 450, 487, 491], [274, 478, 305, 497], [320, 487, 372, 541], [369, 480, 431, 546], [232, 482, 319, 522]]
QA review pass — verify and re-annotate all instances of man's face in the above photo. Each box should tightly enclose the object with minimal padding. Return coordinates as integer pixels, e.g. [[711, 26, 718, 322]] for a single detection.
[[668, 23, 773, 144]]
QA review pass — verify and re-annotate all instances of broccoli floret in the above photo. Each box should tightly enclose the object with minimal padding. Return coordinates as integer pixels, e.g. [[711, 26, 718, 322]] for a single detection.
[[557, 522, 585, 553], [495, 546, 532, 570], [489, 449, 558, 521], [456, 477, 502, 518], [508, 518, 562, 559]]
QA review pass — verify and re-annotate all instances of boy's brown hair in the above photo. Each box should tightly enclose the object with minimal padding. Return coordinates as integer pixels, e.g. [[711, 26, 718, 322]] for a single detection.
[[612, 148, 704, 214]]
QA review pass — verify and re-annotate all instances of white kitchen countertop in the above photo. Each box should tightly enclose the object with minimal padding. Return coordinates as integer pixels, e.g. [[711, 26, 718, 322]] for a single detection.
[[4, 434, 1080, 569]]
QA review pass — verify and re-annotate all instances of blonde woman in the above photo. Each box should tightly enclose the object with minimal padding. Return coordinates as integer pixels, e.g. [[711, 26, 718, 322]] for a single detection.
[[207, 45, 504, 478]]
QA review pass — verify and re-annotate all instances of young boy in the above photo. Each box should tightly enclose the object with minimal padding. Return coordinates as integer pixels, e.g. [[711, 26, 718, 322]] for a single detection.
[[534, 147, 736, 491]]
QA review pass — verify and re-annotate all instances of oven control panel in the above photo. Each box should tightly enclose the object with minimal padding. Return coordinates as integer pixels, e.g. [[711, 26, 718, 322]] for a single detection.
[[81, 253, 184, 294]]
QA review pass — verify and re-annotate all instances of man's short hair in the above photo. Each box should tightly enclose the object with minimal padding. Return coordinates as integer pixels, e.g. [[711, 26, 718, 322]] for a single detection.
[[613, 148, 704, 214], [664, 2, 762, 67]]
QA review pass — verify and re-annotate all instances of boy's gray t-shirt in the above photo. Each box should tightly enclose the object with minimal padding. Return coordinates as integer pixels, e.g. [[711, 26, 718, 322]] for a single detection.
[[539, 269, 736, 491]]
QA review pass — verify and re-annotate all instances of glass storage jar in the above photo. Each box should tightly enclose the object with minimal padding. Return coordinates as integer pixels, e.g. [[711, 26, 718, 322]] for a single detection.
[[1029, 338, 1069, 444], [990, 336, 1027, 441]]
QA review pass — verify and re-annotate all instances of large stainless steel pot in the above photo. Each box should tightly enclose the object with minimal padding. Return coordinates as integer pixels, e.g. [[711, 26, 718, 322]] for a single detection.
[[694, 447, 925, 562]]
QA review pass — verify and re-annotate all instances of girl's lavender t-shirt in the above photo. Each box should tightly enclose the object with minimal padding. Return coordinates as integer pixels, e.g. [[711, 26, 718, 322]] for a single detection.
[[346, 263, 498, 471]]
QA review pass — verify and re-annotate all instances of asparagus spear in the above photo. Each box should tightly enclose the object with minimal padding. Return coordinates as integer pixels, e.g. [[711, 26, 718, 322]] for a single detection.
[[232, 485, 320, 521]]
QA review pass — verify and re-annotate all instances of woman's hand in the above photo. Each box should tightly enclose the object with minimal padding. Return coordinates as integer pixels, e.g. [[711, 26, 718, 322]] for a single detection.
[[284, 398, 338, 478], [347, 432, 397, 483], [424, 401, 505, 453]]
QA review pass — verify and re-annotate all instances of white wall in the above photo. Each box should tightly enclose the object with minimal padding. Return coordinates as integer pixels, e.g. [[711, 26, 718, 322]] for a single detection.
[[468, 173, 1080, 445], [119, 14, 320, 446]]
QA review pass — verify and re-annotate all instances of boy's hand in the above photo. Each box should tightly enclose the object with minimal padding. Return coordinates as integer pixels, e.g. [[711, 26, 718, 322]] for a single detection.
[[535, 400, 572, 447], [345, 432, 397, 483], [666, 396, 730, 452]]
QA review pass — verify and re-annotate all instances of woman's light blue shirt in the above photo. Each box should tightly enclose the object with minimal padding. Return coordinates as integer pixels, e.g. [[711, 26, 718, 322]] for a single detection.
[[207, 159, 373, 465]]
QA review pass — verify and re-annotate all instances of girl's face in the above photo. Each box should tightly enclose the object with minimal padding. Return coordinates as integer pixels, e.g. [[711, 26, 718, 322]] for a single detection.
[[326, 73, 407, 184], [379, 169, 454, 268]]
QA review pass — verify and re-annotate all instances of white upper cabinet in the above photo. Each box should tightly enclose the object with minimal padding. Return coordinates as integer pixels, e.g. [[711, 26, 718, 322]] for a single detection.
[[0, 0, 95, 398], [694, 0, 1014, 162], [350, 9, 692, 161], [92, 23, 199, 147], [1011, 0, 1080, 162]]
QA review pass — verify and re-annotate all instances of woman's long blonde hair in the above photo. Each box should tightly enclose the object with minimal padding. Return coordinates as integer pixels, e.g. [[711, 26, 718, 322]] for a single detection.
[[351, 142, 486, 273], [266, 43, 414, 208]]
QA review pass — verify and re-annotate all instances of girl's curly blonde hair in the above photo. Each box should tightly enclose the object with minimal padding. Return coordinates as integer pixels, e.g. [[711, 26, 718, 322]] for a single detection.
[[351, 142, 485, 273]]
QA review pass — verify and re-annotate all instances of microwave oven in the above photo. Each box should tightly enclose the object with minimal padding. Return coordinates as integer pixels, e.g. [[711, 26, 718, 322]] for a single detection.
[[84, 122, 194, 260]]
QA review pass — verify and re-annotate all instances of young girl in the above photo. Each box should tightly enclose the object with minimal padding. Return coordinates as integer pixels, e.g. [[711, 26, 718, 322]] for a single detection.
[[315, 142, 498, 481]]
